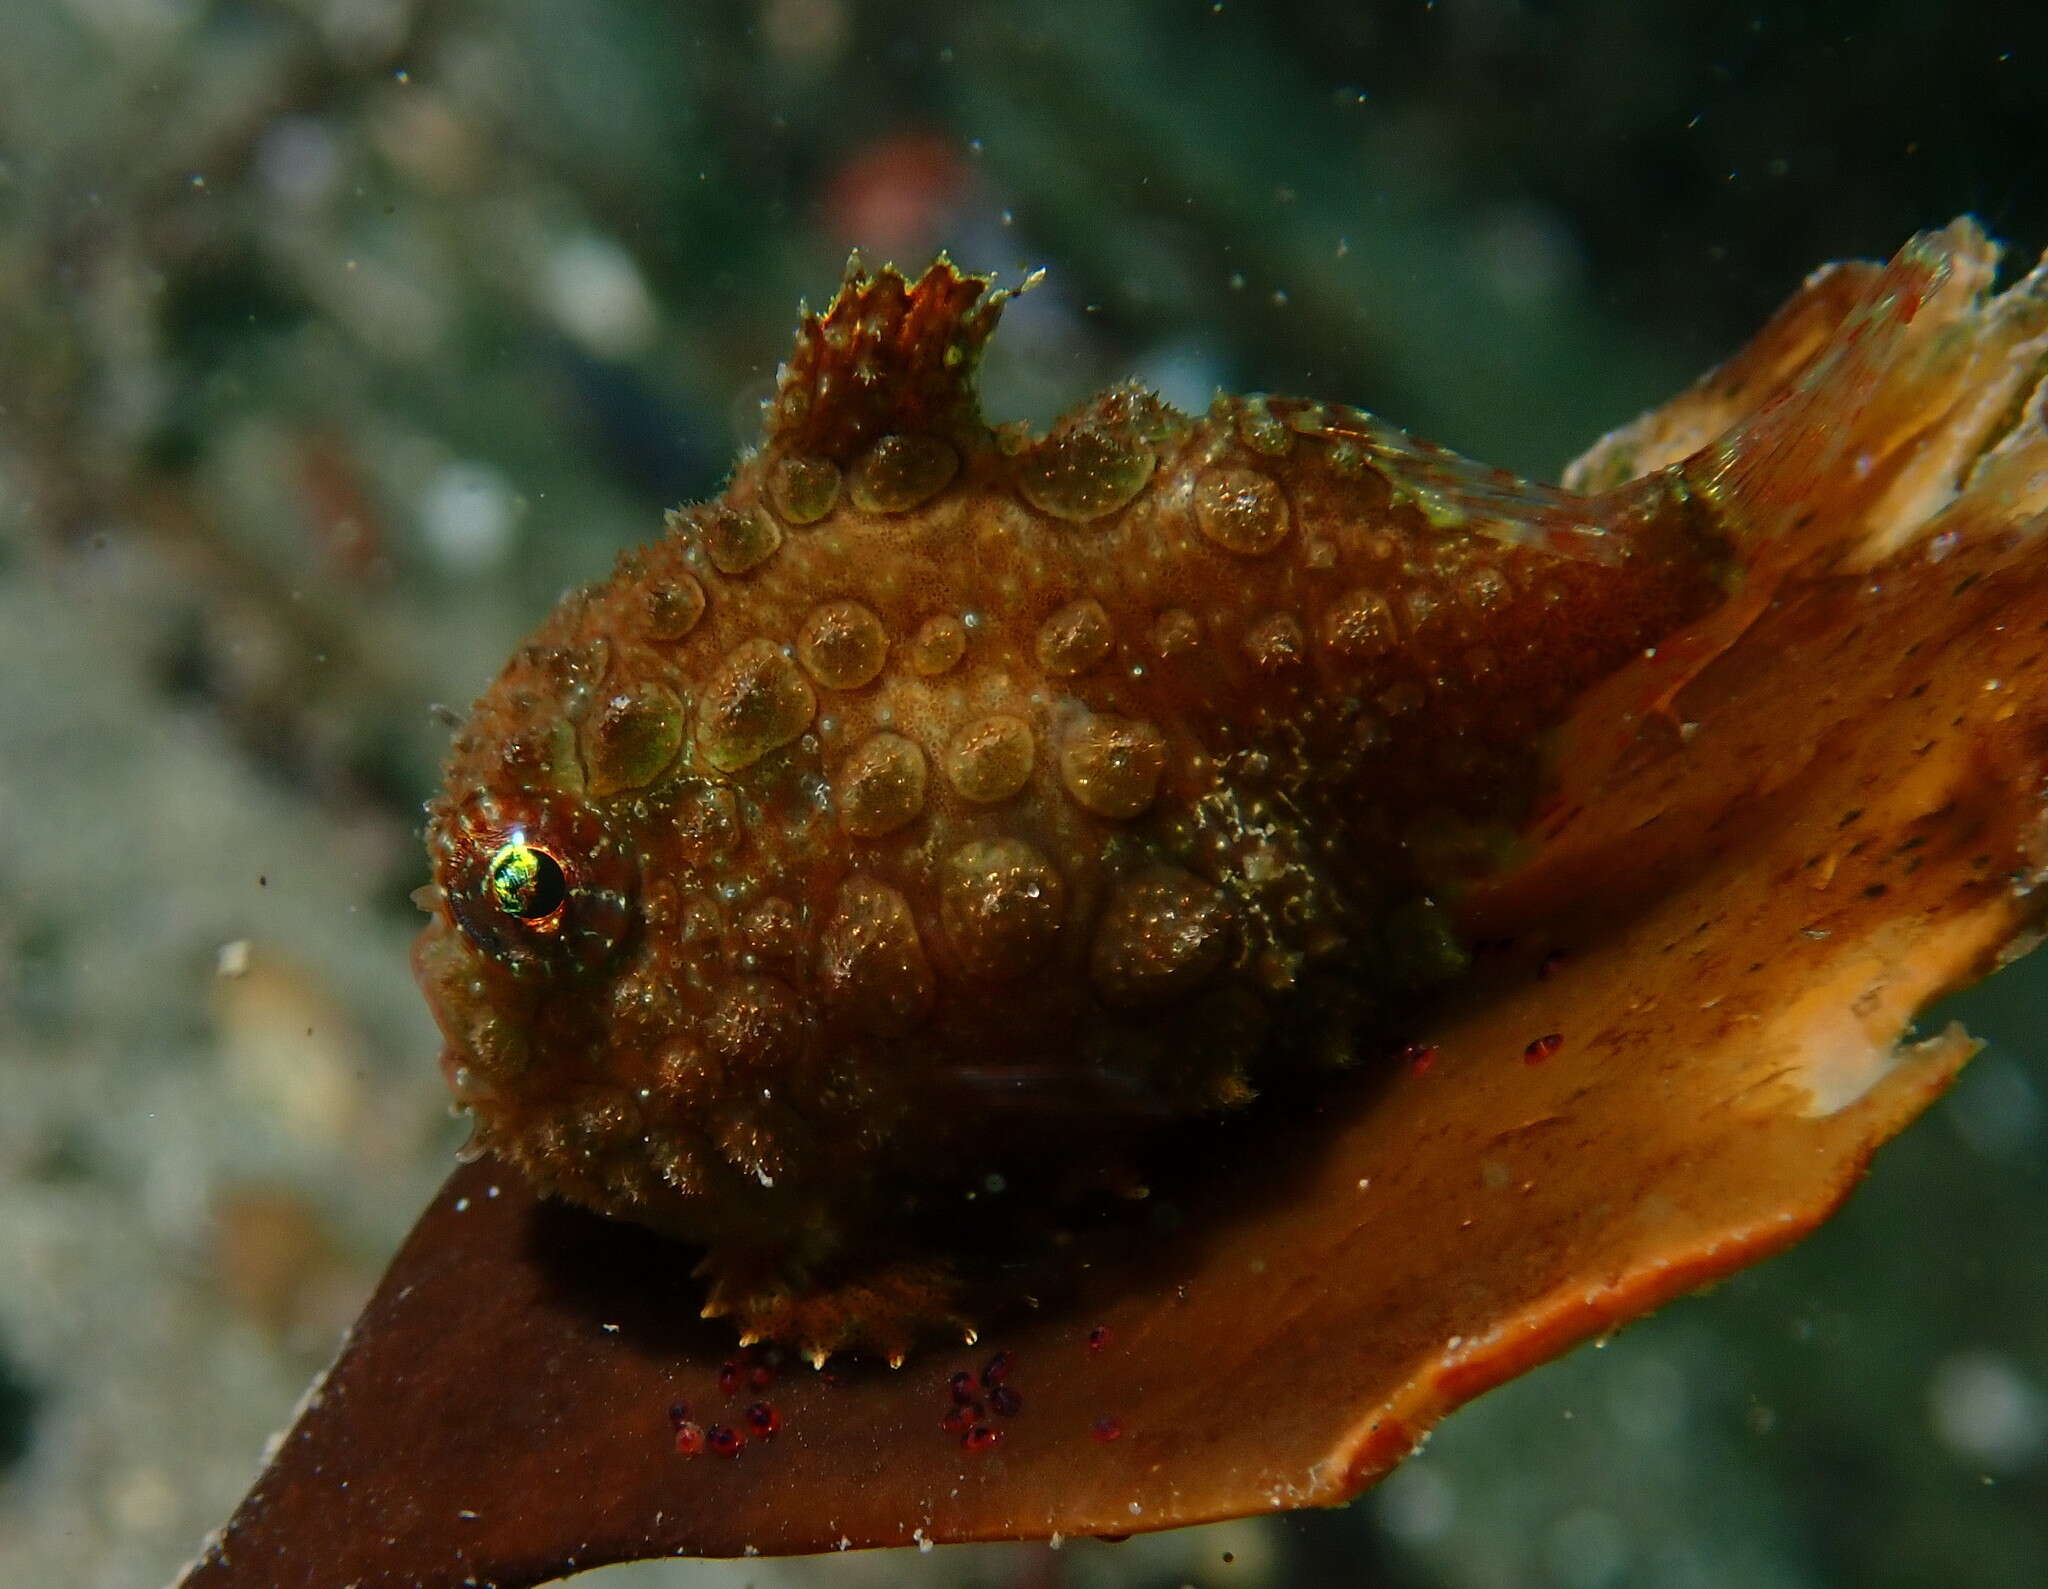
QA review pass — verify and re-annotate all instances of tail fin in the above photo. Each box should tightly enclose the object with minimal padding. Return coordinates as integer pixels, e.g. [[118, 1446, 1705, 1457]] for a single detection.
[[1571, 218, 2048, 578]]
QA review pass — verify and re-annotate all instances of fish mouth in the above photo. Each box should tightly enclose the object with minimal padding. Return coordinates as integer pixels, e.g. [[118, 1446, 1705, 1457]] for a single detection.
[[437, 1044, 498, 1109]]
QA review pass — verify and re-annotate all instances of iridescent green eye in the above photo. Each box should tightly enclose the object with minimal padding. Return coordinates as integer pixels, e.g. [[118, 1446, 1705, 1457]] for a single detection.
[[436, 794, 629, 974], [485, 840, 568, 922]]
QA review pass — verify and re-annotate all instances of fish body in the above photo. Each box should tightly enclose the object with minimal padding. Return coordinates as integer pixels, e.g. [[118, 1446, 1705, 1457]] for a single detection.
[[415, 233, 2009, 1361]]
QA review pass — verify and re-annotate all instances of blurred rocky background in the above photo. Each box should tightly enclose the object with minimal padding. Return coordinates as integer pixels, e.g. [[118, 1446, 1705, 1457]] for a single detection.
[[1, 2, 2044, 1586]]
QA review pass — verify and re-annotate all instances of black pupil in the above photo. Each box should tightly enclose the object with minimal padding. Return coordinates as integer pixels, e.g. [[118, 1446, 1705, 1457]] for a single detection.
[[493, 845, 567, 920]]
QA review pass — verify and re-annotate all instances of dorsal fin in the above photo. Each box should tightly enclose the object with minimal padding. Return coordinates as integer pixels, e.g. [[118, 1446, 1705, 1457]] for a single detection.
[[1561, 257, 1884, 496], [1308, 402, 1625, 563], [763, 256, 1032, 463]]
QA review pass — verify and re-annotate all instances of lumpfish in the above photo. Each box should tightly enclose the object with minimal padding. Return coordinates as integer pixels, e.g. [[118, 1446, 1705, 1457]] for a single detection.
[[413, 220, 2046, 1364]]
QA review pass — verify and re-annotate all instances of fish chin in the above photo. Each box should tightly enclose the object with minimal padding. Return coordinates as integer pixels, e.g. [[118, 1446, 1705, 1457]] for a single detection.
[[410, 910, 527, 1104]]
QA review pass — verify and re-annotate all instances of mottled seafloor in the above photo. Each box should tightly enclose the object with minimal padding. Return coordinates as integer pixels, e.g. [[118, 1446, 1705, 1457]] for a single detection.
[[1, 4, 2045, 1588]]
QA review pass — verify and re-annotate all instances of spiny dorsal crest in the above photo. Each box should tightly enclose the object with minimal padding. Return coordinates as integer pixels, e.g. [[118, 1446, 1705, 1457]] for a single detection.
[[765, 255, 1038, 463]]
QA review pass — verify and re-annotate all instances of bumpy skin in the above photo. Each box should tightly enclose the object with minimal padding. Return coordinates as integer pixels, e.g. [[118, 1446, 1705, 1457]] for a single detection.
[[415, 259, 1730, 1361]]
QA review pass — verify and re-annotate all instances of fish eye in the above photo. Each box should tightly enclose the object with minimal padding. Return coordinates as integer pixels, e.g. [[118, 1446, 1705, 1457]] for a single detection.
[[486, 839, 568, 924], [432, 792, 632, 974]]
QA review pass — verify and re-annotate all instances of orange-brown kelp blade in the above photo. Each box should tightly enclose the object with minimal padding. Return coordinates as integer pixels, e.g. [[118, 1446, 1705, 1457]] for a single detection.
[[180, 526, 2048, 1587]]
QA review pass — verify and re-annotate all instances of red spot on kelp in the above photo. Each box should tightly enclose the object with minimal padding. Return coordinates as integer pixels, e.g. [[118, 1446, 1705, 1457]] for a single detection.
[[1086, 1325, 1111, 1352], [1403, 1042, 1440, 1076], [705, 1424, 744, 1458], [745, 1401, 781, 1439], [718, 1361, 742, 1397], [1090, 1415, 1123, 1442], [940, 1402, 980, 1434], [748, 1361, 776, 1392], [961, 1424, 1002, 1454], [988, 1384, 1023, 1417], [1524, 1033, 1563, 1065], [980, 1351, 1012, 1387], [672, 1421, 706, 1456]]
